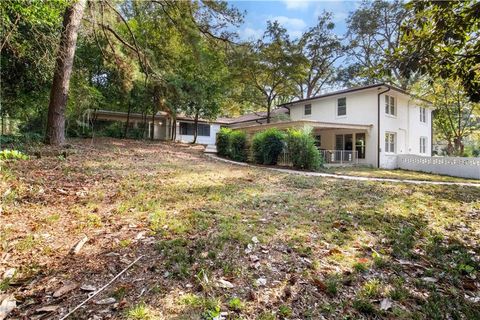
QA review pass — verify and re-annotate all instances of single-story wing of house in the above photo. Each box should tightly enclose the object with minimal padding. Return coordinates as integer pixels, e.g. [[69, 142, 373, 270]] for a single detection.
[[84, 83, 433, 169]]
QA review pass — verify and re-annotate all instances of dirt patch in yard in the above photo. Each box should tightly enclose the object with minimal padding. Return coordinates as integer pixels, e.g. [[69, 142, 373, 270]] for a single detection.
[[1, 138, 479, 319]]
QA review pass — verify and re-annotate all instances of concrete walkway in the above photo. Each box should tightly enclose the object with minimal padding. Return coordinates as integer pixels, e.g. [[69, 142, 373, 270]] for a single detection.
[[205, 154, 480, 187]]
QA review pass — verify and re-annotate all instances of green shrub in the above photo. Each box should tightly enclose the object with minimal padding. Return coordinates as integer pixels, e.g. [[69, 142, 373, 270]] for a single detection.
[[285, 127, 323, 170], [216, 128, 247, 162], [229, 130, 247, 162], [101, 122, 125, 138], [0, 149, 29, 161], [216, 128, 232, 157], [251, 128, 285, 165]]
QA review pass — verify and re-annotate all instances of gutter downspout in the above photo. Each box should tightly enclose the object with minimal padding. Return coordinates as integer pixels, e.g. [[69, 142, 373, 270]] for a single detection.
[[377, 87, 391, 168], [431, 109, 434, 156], [406, 99, 410, 153]]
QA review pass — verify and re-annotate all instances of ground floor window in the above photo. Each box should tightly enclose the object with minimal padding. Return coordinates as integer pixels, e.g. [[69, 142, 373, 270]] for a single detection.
[[420, 136, 427, 154], [355, 133, 366, 159], [385, 132, 396, 153], [179, 122, 211, 136]]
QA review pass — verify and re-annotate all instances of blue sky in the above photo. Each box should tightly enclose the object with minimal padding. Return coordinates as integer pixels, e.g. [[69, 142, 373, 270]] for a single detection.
[[228, 0, 361, 40]]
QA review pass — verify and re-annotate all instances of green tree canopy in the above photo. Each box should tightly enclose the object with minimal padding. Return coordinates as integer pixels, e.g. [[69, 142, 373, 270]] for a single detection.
[[397, 0, 480, 102]]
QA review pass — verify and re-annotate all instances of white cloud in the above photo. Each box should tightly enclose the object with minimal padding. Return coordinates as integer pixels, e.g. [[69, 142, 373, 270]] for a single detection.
[[283, 0, 310, 10], [239, 27, 263, 40], [270, 16, 307, 39], [271, 16, 307, 29]]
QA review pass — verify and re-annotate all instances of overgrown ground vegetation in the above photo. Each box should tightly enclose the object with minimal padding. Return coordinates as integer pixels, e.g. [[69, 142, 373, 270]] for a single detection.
[[0, 138, 479, 319]]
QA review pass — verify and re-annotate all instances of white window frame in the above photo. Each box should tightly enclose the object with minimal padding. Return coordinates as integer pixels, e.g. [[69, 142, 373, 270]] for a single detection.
[[420, 136, 427, 154], [384, 132, 396, 154], [385, 95, 396, 116], [304, 104, 312, 116], [336, 97, 347, 117], [420, 107, 427, 123]]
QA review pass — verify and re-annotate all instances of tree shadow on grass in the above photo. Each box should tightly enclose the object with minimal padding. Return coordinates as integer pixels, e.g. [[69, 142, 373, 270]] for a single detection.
[[4, 162, 479, 319]]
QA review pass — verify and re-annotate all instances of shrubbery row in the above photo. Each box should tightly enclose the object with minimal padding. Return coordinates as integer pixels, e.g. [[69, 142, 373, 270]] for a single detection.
[[216, 126, 323, 170]]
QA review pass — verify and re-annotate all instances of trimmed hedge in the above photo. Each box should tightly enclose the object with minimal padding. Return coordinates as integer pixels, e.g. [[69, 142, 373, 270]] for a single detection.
[[251, 128, 285, 165], [216, 128, 248, 162], [285, 127, 323, 170], [229, 130, 248, 162], [216, 128, 231, 157]]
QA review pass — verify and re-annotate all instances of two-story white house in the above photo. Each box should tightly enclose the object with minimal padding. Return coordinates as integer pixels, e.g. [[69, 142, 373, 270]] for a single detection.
[[228, 83, 432, 169]]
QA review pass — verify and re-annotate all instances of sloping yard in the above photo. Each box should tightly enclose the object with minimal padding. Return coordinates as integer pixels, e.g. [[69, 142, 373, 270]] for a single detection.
[[1, 138, 479, 319]]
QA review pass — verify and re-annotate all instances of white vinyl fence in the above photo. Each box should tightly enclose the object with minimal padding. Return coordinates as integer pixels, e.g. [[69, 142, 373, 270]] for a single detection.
[[397, 155, 480, 180]]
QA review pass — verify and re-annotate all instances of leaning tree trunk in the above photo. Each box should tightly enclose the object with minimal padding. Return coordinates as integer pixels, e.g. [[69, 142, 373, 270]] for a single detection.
[[45, 0, 86, 145]]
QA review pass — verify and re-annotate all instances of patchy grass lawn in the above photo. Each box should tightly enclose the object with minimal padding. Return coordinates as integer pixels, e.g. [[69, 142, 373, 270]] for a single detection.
[[323, 166, 479, 183], [1, 138, 479, 319]]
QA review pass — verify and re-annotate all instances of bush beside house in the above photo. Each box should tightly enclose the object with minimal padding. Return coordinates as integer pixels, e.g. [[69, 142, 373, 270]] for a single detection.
[[285, 127, 323, 170], [216, 128, 248, 162], [216, 128, 231, 157], [217, 126, 323, 171], [251, 128, 285, 165]]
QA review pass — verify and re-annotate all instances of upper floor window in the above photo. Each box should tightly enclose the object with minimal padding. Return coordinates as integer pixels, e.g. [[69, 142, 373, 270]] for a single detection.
[[420, 136, 427, 154], [385, 95, 396, 116], [304, 104, 312, 115], [420, 107, 427, 122], [337, 97, 346, 116], [385, 132, 396, 153]]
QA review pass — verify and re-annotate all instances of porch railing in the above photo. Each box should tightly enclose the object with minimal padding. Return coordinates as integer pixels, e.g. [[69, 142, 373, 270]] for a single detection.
[[320, 150, 359, 164], [277, 149, 359, 166]]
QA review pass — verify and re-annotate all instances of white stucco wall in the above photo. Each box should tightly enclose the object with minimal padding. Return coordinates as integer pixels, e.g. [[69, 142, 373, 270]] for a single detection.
[[287, 88, 433, 168], [379, 92, 432, 168], [175, 122, 221, 145], [289, 89, 379, 167]]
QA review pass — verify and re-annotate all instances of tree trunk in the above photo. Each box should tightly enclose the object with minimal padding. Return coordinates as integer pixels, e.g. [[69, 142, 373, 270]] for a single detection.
[[124, 94, 132, 138], [151, 111, 155, 140], [45, 0, 86, 145], [192, 112, 199, 144], [266, 103, 271, 124], [454, 137, 464, 156], [446, 140, 454, 156], [1, 112, 4, 136], [142, 111, 147, 139], [151, 85, 160, 140], [171, 117, 176, 141]]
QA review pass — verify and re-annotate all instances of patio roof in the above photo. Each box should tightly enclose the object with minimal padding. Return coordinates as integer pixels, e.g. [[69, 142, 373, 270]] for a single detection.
[[233, 120, 373, 132]]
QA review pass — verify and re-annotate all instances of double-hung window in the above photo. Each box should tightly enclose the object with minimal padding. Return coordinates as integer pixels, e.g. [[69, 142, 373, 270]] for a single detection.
[[304, 104, 312, 116], [385, 95, 395, 116], [420, 137, 427, 154], [385, 132, 396, 153], [420, 107, 427, 123], [337, 97, 346, 116]]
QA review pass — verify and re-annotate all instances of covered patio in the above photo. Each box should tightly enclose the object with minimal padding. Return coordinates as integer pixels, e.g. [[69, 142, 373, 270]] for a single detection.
[[234, 120, 374, 166]]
